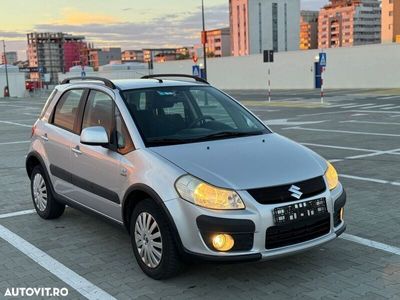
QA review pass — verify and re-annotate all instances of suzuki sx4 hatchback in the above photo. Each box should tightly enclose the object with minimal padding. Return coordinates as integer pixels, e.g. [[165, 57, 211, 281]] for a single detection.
[[26, 75, 346, 279]]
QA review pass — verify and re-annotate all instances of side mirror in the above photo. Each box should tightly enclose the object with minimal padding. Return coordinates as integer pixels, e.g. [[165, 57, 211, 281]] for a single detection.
[[80, 126, 109, 146]]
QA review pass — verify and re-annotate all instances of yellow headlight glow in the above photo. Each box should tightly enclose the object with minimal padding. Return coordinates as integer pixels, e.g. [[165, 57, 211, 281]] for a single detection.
[[325, 162, 339, 190], [194, 183, 244, 210], [212, 234, 235, 251], [175, 175, 245, 210]]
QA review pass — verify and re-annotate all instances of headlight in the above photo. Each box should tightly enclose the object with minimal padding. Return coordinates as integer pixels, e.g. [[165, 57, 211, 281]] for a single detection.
[[325, 161, 339, 190], [175, 175, 245, 210]]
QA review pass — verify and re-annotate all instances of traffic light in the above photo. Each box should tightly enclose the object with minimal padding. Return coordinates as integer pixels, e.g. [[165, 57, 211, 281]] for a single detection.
[[263, 50, 274, 63]]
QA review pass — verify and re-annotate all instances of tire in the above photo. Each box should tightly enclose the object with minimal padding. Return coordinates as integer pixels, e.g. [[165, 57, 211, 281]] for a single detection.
[[30, 165, 65, 219], [130, 200, 184, 279]]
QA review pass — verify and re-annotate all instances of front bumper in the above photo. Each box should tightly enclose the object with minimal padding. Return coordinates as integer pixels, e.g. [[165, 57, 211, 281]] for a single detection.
[[165, 184, 346, 262]]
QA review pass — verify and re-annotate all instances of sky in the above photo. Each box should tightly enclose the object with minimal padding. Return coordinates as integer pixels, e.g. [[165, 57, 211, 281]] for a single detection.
[[0, 0, 328, 60]]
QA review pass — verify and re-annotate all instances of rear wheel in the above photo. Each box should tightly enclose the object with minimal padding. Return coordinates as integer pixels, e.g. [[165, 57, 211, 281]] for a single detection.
[[30, 165, 65, 219], [130, 200, 184, 279]]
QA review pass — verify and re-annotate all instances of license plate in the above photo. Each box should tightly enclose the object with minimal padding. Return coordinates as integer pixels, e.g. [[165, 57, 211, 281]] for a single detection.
[[273, 198, 327, 225]]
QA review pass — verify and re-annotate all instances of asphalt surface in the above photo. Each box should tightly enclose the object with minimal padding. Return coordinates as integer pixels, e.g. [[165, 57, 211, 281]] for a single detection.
[[0, 89, 400, 299]]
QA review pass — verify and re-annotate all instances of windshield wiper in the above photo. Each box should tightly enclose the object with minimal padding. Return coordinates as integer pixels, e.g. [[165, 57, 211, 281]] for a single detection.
[[193, 130, 265, 141], [146, 138, 190, 146]]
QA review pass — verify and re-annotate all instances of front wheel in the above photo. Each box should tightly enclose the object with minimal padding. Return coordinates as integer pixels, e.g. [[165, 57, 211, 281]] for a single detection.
[[30, 165, 65, 219], [130, 200, 184, 279]]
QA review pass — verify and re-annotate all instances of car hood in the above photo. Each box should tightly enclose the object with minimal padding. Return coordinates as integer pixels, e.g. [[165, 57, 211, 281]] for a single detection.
[[150, 133, 327, 190]]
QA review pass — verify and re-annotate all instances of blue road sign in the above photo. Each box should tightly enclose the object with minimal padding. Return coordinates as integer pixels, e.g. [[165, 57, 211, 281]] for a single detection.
[[319, 53, 327, 67], [192, 65, 200, 77]]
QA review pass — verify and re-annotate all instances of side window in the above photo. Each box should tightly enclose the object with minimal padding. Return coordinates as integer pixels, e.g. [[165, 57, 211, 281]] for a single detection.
[[40, 88, 58, 119], [53, 89, 84, 133], [82, 90, 113, 138], [115, 107, 135, 154]]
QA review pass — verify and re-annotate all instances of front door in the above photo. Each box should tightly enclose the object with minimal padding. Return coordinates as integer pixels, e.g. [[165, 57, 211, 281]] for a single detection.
[[70, 89, 123, 221]]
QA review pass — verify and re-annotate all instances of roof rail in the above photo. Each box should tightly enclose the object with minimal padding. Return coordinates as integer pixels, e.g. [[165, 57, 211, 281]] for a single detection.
[[61, 77, 116, 89], [141, 74, 209, 84]]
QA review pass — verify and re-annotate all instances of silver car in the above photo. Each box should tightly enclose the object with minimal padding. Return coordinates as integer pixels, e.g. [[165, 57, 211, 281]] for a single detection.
[[26, 75, 346, 279]]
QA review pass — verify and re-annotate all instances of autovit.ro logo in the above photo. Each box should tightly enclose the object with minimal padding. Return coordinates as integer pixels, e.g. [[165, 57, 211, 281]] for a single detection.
[[4, 287, 68, 297]]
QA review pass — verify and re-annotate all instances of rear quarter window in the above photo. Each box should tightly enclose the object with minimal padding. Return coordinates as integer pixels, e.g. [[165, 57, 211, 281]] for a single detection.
[[39, 89, 58, 120]]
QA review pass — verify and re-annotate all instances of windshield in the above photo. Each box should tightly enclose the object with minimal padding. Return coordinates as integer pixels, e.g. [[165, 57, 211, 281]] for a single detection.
[[121, 86, 270, 147]]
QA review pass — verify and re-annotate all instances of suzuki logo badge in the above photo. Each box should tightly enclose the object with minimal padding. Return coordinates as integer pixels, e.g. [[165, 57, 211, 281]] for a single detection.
[[289, 185, 303, 199]]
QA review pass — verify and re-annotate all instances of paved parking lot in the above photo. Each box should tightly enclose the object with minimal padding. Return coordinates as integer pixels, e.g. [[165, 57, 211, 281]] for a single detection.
[[0, 89, 400, 299]]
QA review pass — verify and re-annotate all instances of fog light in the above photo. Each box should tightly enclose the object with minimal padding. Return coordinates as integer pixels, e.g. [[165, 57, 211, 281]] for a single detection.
[[340, 208, 344, 221], [212, 234, 234, 251]]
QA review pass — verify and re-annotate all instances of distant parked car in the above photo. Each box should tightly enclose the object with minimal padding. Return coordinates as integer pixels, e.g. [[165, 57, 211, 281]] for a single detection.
[[26, 75, 346, 279]]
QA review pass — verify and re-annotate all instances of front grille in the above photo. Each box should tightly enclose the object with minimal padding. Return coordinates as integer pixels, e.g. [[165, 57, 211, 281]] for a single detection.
[[265, 213, 330, 249], [248, 176, 326, 205]]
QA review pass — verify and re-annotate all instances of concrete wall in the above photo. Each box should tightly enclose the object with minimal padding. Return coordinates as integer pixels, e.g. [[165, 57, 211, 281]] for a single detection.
[[153, 43, 400, 89], [0, 71, 26, 98]]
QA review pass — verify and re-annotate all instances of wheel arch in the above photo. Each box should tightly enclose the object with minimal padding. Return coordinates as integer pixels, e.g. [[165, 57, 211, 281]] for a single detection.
[[26, 151, 47, 178], [122, 184, 184, 253]]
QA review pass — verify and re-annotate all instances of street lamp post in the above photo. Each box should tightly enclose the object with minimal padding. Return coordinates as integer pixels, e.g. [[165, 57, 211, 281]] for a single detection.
[[201, 0, 208, 81], [2, 40, 10, 97]]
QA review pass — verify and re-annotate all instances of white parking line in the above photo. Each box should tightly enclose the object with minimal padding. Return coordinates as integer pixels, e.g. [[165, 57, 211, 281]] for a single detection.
[[345, 148, 400, 160], [284, 126, 400, 137], [352, 110, 400, 114], [338, 103, 374, 109], [381, 105, 400, 110], [0, 120, 32, 128], [0, 209, 35, 219], [340, 174, 400, 186], [378, 96, 400, 100], [340, 234, 400, 256], [0, 140, 30, 146], [0, 224, 117, 300], [326, 103, 357, 108], [341, 120, 400, 126], [360, 104, 394, 109], [300, 142, 378, 153]]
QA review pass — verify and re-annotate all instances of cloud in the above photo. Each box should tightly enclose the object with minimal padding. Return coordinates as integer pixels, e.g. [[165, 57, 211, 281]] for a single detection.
[[48, 8, 117, 25], [0, 30, 26, 40], [34, 4, 229, 49]]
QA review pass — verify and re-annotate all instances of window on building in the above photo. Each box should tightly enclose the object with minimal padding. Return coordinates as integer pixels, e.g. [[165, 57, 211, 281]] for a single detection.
[[272, 3, 278, 52], [258, 2, 262, 53]]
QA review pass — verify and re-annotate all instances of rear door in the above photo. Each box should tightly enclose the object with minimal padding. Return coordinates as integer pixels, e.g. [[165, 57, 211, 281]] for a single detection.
[[43, 88, 87, 198], [70, 89, 134, 221]]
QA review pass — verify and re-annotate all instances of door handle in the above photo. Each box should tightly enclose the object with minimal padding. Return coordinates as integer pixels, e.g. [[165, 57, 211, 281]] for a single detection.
[[120, 168, 128, 177], [40, 133, 48, 141], [71, 145, 82, 155]]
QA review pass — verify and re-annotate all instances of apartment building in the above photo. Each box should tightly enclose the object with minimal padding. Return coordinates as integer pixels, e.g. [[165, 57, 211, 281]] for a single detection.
[[229, 0, 300, 56], [89, 47, 122, 70], [122, 50, 144, 62], [27, 32, 89, 83], [205, 27, 231, 57], [300, 11, 319, 50], [382, 0, 400, 43], [318, 0, 381, 49]]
